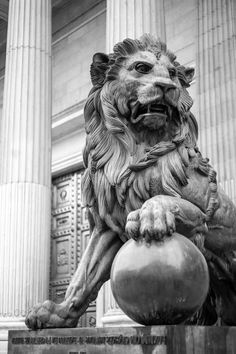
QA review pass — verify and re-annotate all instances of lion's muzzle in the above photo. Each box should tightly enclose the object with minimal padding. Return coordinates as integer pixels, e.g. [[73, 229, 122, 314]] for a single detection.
[[131, 83, 180, 131], [131, 102, 168, 130]]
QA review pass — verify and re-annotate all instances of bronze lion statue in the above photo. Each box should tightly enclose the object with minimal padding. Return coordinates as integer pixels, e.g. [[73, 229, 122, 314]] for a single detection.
[[26, 34, 236, 329]]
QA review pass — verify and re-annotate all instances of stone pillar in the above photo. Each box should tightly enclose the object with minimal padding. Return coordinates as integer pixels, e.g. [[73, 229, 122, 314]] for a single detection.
[[197, 0, 236, 203], [106, 0, 166, 53], [0, 0, 52, 350], [96, 0, 166, 327]]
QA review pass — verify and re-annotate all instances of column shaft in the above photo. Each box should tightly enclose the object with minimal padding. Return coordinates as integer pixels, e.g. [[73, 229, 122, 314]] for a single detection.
[[106, 0, 166, 52], [197, 0, 236, 203], [0, 0, 52, 324], [0, 0, 51, 185]]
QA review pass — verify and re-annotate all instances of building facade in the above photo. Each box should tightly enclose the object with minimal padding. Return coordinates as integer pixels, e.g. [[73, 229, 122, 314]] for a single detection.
[[0, 0, 235, 352]]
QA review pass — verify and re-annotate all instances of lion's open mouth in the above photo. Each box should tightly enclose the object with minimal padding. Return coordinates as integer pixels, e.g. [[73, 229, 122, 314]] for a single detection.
[[131, 102, 169, 130]]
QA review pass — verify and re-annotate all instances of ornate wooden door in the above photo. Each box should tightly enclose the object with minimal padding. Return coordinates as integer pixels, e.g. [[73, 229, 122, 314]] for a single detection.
[[50, 170, 96, 327]]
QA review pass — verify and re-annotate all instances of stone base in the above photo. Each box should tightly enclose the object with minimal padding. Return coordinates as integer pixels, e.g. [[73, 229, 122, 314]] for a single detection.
[[0, 319, 26, 354], [8, 325, 236, 354]]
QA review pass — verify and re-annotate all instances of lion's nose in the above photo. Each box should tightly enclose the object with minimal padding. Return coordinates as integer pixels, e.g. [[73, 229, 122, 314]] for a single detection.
[[154, 80, 177, 101], [155, 86, 164, 100], [154, 78, 177, 90]]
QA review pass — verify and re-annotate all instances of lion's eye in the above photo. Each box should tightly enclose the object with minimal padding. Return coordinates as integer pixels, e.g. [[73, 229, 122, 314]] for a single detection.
[[134, 62, 153, 74], [168, 68, 177, 78]]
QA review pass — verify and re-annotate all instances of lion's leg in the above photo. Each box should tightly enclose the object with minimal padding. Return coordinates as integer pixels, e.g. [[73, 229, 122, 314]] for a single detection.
[[25, 229, 123, 329], [65, 229, 123, 306], [126, 195, 207, 242]]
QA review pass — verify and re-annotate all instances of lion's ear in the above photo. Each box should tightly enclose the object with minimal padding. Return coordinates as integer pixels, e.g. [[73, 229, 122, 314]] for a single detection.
[[184, 67, 195, 84], [93, 53, 109, 65], [90, 52, 109, 87]]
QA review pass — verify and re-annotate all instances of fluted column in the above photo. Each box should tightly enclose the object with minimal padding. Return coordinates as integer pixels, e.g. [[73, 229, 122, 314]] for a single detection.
[[197, 0, 236, 203], [96, 0, 166, 327], [106, 0, 166, 52], [97, 281, 135, 327], [0, 0, 51, 331]]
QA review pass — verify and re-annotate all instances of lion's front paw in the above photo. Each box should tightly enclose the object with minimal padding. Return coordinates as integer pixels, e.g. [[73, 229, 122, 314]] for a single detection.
[[25, 300, 78, 330], [126, 199, 176, 242]]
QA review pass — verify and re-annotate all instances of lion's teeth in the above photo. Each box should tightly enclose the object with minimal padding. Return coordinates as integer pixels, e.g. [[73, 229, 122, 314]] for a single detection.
[[131, 102, 140, 121]]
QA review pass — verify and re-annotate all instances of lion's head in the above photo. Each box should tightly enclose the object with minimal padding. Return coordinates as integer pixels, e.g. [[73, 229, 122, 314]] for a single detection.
[[82, 34, 199, 233]]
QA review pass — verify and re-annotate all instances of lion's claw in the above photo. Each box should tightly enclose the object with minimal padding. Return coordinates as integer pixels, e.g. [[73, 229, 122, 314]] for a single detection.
[[25, 300, 78, 329], [126, 198, 176, 242], [125, 209, 141, 240], [140, 201, 175, 241]]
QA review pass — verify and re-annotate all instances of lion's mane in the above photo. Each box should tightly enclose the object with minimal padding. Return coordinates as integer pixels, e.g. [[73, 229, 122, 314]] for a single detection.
[[82, 35, 200, 233]]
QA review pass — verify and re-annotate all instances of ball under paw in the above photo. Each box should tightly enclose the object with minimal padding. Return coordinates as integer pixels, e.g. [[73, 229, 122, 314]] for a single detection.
[[111, 233, 209, 325]]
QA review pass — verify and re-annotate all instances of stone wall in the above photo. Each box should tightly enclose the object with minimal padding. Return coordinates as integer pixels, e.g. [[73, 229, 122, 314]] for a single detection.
[[52, 0, 106, 116], [51, 0, 106, 175]]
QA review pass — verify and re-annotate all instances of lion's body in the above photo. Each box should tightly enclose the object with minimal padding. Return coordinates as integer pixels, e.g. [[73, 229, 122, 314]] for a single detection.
[[82, 35, 219, 239], [80, 35, 236, 325], [26, 35, 236, 329]]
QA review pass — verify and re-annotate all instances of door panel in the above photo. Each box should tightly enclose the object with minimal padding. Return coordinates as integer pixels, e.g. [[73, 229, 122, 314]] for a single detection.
[[50, 171, 96, 327]]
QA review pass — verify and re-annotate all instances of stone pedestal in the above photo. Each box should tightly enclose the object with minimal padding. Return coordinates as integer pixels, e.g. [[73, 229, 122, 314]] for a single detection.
[[8, 326, 236, 354], [0, 0, 52, 352]]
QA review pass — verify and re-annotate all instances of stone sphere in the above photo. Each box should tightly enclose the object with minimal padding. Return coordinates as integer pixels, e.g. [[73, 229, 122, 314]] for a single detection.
[[110, 233, 209, 325]]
